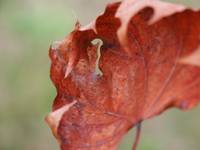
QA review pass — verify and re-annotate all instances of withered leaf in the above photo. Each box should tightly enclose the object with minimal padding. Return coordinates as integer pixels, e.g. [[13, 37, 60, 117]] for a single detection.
[[46, 0, 200, 149]]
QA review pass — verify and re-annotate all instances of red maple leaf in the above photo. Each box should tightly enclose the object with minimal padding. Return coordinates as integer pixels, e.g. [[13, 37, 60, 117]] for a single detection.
[[45, 0, 200, 149]]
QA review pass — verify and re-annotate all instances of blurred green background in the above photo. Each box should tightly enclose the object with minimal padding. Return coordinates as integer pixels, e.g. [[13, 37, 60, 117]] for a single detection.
[[0, 0, 200, 150]]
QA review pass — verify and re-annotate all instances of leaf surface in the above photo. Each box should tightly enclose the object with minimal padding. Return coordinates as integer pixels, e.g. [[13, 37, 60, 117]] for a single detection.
[[46, 0, 200, 149]]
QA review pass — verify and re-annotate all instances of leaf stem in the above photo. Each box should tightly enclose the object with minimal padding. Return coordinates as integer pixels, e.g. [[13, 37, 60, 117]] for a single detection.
[[132, 122, 142, 150]]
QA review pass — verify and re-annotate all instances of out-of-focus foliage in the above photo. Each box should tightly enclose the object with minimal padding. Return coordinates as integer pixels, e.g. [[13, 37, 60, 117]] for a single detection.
[[0, 0, 199, 150]]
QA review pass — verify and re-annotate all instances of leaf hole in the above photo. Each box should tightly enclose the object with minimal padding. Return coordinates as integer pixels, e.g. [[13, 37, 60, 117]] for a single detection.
[[91, 38, 103, 76]]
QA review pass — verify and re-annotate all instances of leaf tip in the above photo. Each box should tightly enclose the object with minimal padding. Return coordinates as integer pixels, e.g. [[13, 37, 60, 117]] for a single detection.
[[179, 46, 200, 67]]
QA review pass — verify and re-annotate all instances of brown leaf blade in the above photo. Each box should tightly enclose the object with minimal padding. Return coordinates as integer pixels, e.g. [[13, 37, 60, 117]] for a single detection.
[[46, 0, 200, 149]]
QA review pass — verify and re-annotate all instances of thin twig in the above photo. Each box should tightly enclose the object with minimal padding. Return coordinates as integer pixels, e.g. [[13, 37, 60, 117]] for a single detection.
[[132, 122, 142, 150]]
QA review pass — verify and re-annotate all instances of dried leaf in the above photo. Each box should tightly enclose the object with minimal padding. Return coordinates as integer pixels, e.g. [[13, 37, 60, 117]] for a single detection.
[[46, 0, 200, 149]]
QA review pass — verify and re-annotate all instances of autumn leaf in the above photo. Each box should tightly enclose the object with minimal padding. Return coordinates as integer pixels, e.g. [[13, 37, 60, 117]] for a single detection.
[[45, 0, 200, 149]]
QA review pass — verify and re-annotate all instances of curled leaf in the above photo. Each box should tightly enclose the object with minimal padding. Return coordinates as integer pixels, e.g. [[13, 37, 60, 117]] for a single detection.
[[46, 0, 200, 149]]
